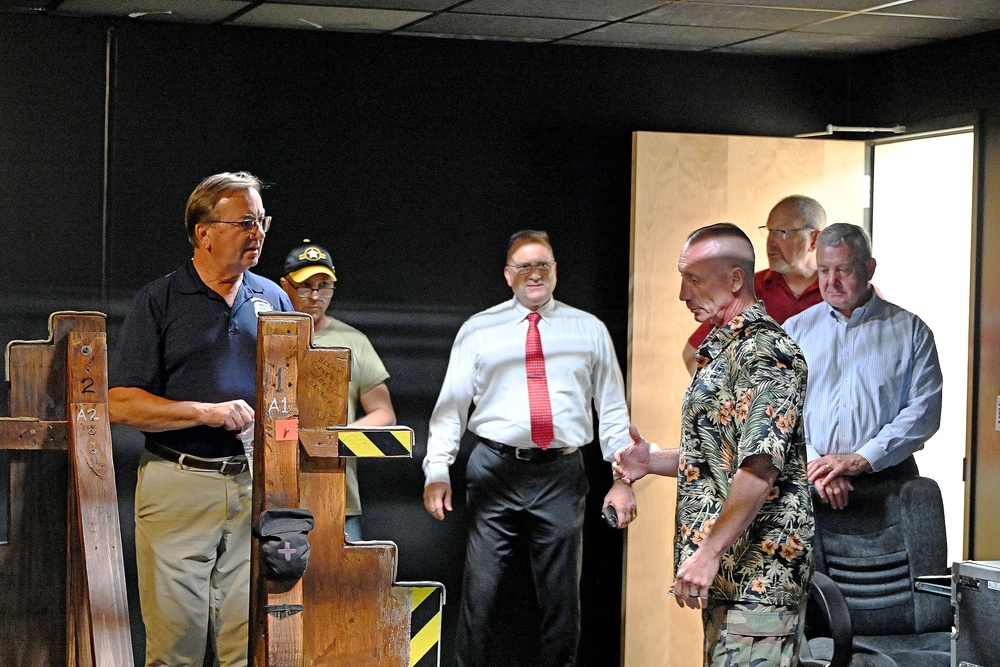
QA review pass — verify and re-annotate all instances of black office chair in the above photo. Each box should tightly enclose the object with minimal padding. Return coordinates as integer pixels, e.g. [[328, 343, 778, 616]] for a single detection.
[[799, 474, 952, 667]]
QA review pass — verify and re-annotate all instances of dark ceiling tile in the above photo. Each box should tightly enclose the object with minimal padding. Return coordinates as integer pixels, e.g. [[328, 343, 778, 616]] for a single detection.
[[718, 28, 930, 56], [805, 12, 1000, 39], [400, 13, 603, 40], [231, 3, 426, 30], [53, 0, 249, 22], [0, 0, 59, 10], [454, 0, 665, 21], [632, 4, 837, 31], [881, 0, 1000, 20], [567, 21, 769, 48], [687, 0, 889, 10], [266, 0, 455, 10]]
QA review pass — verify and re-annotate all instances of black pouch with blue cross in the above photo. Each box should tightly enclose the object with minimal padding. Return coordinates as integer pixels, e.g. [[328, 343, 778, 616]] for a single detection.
[[254, 507, 315, 583]]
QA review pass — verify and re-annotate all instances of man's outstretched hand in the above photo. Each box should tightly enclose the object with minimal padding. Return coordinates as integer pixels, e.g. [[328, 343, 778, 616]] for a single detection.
[[613, 425, 651, 484]]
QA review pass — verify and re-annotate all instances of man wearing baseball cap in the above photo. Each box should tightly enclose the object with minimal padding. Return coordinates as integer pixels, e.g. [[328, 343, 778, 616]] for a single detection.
[[280, 239, 397, 540]]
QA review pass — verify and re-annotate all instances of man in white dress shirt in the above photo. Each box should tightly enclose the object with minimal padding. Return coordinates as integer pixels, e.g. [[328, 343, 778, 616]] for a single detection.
[[423, 229, 638, 667], [783, 223, 943, 510]]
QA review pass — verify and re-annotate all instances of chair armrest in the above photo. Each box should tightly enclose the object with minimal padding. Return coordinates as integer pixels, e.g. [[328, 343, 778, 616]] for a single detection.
[[809, 571, 853, 667], [914, 574, 952, 598]]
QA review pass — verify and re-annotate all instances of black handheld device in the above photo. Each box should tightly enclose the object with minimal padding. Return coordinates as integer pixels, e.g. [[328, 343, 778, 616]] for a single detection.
[[602, 504, 619, 528]]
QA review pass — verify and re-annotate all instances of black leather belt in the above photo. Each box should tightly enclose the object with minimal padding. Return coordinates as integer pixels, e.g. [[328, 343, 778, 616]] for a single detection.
[[146, 440, 249, 475], [478, 437, 577, 463]]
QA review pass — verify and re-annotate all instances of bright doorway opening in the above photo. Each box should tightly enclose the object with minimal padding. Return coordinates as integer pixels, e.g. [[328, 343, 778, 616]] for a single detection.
[[870, 129, 974, 564]]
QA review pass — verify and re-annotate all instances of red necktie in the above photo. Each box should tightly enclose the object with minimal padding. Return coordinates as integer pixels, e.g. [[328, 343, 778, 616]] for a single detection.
[[525, 312, 554, 449]]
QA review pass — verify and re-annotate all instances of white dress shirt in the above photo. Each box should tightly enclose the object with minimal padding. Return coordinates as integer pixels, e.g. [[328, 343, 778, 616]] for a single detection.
[[423, 296, 631, 486], [782, 291, 943, 472]]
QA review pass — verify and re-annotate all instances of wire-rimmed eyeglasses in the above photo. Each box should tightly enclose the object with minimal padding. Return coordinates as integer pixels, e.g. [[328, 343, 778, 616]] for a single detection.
[[286, 278, 334, 299], [207, 216, 272, 234], [757, 225, 811, 240], [507, 261, 556, 275]]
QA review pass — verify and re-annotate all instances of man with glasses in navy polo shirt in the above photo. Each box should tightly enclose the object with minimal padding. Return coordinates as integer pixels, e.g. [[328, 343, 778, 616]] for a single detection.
[[109, 172, 292, 667]]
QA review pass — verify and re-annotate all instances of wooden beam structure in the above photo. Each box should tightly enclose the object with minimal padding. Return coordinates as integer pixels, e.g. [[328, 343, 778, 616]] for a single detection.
[[0, 311, 133, 666], [250, 312, 443, 667]]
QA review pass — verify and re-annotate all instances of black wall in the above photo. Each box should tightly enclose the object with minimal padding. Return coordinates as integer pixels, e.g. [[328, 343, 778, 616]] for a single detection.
[[1, 13, 856, 665]]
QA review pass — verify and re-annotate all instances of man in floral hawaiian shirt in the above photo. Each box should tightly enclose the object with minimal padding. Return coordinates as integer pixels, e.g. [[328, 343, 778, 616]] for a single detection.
[[615, 223, 814, 666]]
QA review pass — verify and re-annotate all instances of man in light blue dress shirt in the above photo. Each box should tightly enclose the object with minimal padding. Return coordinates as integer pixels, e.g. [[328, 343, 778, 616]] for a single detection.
[[783, 223, 943, 510]]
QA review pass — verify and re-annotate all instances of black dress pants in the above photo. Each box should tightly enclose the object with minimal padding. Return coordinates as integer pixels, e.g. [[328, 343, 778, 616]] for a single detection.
[[454, 442, 589, 667]]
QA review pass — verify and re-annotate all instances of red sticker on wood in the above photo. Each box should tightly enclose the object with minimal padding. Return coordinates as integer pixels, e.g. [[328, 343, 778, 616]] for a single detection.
[[275, 419, 299, 441]]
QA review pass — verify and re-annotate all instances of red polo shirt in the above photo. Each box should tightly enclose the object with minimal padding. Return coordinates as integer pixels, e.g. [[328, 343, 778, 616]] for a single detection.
[[687, 269, 822, 348]]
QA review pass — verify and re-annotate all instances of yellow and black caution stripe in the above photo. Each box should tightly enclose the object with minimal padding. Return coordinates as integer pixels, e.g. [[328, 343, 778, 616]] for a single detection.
[[337, 427, 413, 458], [408, 584, 444, 667]]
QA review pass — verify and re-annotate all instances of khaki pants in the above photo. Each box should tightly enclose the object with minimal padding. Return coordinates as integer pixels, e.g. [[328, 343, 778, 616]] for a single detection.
[[135, 450, 253, 667]]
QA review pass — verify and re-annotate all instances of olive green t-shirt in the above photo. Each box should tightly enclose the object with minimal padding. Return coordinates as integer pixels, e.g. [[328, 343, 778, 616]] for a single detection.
[[314, 317, 390, 515]]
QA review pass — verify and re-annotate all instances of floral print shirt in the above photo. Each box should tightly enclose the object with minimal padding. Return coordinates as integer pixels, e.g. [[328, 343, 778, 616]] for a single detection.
[[677, 302, 814, 606]]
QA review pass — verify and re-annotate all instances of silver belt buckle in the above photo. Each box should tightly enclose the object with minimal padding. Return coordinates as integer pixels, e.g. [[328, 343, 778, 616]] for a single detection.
[[219, 458, 248, 475], [514, 447, 533, 461]]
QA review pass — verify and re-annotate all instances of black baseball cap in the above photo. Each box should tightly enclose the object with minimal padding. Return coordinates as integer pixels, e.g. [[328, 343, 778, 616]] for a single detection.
[[283, 239, 336, 283]]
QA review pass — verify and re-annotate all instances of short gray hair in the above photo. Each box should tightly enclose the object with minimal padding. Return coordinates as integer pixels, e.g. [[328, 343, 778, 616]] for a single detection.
[[184, 171, 265, 247], [775, 195, 827, 230], [817, 223, 872, 267], [686, 222, 755, 277]]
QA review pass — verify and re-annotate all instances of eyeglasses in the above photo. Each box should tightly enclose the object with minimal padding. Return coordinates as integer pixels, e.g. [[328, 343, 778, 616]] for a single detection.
[[758, 225, 811, 240], [207, 216, 272, 234], [286, 279, 334, 299], [507, 261, 556, 275]]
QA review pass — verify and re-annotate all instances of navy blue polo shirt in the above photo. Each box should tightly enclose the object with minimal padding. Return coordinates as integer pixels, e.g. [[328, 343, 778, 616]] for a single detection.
[[110, 259, 293, 458]]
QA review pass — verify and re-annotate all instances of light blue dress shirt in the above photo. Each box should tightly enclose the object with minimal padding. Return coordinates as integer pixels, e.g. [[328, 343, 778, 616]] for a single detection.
[[782, 290, 943, 472]]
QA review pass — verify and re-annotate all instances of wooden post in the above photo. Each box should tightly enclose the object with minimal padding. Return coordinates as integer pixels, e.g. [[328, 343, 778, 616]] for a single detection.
[[0, 311, 133, 666], [251, 312, 443, 667], [251, 317, 309, 666]]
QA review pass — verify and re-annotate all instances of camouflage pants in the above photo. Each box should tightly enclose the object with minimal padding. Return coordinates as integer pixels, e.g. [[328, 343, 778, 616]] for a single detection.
[[702, 601, 805, 667]]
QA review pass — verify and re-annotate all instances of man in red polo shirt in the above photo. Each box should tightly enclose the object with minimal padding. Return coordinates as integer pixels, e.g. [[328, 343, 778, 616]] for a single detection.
[[681, 195, 826, 374]]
